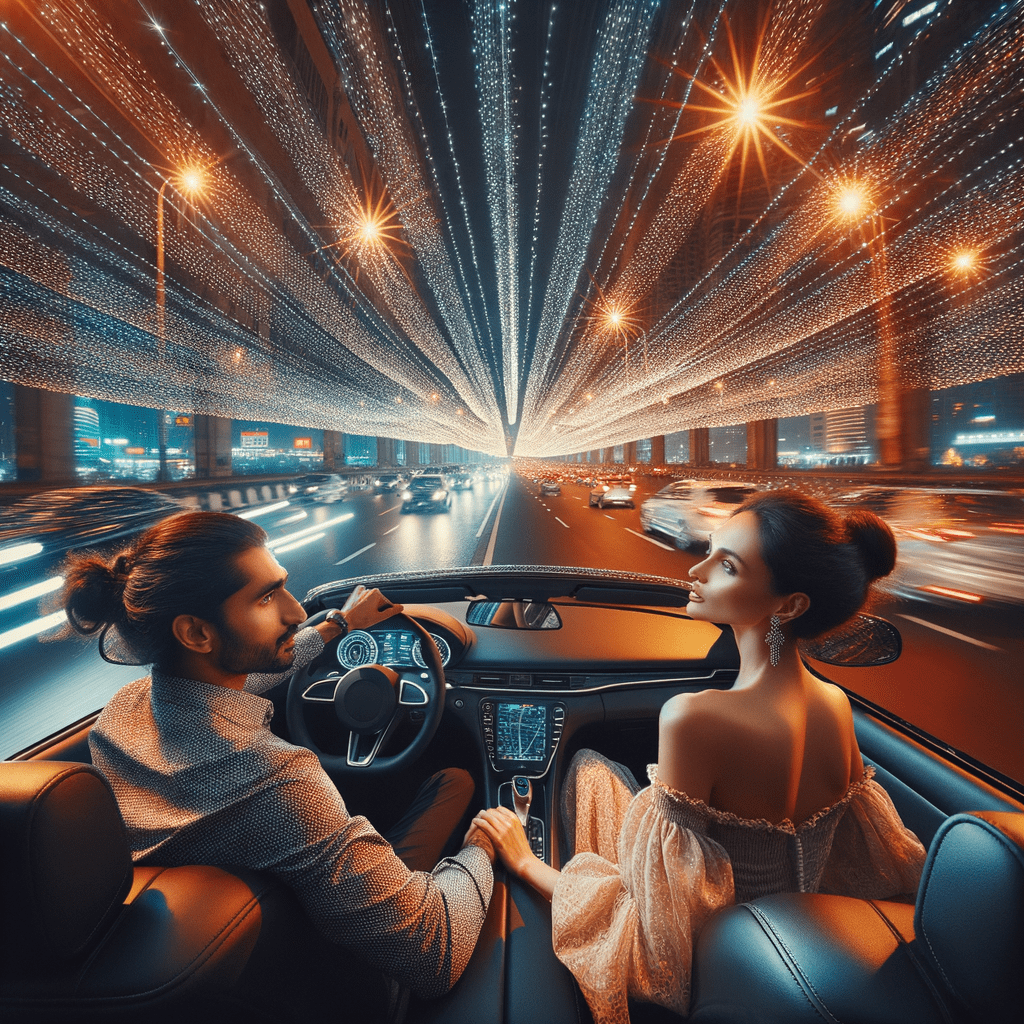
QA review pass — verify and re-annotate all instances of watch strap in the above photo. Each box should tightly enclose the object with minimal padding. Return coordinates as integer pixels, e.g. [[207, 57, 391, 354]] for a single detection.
[[326, 609, 350, 637]]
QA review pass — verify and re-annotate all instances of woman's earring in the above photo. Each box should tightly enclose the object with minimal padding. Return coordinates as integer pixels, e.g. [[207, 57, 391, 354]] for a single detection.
[[766, 615, 785, 667]]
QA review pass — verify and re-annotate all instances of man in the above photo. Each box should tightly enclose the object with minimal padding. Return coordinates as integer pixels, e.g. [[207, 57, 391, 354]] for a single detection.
[[61, 510, 494, 1005]]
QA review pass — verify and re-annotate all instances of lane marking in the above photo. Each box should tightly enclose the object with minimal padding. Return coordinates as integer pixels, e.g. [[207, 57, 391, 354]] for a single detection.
[[604, 514, 615, 520], [276, 532, 325, 555], [897, 613, 1004, 652], [476, 480, 507, 538], [335, 542, 376, 565], [625, 527, 674, 551], [382, 525, 399, 536], [269, 511, 353, 550], [555, 517, 569, 529], [379, 504, 401, 516], [573, 496, 581, 501], [483, 485, 509, 566]]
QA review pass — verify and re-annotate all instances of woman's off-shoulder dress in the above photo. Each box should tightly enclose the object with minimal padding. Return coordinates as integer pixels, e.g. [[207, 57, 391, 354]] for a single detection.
[[551, 750, 927, 1024]]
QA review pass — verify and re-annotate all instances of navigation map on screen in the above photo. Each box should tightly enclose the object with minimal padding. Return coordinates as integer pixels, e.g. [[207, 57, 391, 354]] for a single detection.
[[495, 703, 547, 762]]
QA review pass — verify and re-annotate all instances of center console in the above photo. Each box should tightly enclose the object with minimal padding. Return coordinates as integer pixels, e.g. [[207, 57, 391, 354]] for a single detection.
[[479, 698, 565, 864]]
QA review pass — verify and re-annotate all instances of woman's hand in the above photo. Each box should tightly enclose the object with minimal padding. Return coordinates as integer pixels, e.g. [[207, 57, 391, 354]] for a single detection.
[[472, 805, 561, 900], [471, 806, 538, 877]]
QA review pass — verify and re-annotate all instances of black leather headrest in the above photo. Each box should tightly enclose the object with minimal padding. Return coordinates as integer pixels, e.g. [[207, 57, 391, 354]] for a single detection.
[[0, 761, 132, 968], [915, 811, 1024, 1023]]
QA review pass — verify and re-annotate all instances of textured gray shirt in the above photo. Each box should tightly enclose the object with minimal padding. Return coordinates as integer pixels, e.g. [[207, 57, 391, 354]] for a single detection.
[[89, 626, 492, 999]]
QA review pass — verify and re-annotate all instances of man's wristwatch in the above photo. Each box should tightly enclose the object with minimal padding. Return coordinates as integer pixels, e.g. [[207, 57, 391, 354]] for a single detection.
[[324, 609, 350, 638]]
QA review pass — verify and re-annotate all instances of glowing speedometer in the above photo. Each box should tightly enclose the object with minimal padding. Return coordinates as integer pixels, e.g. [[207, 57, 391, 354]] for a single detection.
[[337, 630, 379, 669], [412, 633, 452, 668]]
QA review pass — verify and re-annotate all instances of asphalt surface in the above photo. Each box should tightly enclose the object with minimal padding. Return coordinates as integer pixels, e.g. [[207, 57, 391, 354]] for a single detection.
[[2, 474, 1021, 789]]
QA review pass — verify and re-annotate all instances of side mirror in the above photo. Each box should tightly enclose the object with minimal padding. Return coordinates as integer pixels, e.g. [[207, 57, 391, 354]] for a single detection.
[[800, 613, 902, 667]]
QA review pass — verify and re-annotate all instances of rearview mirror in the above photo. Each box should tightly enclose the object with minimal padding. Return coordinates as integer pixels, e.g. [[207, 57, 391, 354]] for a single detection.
[[800, 614, 902, 667], [466, 599, 562, 630]]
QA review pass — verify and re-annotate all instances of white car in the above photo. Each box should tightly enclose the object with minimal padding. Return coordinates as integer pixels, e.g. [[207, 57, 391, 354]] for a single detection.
[[588, 475, 635, 508], [640, 480, 758, 550]]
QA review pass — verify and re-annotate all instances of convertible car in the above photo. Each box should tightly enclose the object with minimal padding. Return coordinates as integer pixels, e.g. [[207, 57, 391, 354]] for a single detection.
[[2, 564, 1021, 1023]]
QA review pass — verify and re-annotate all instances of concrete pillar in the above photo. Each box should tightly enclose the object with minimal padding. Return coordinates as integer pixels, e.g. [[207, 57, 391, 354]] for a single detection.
[[323, 430, 344, 471], [689, 427, 710, 466], [589, 449, 600, 464], [14, 385, 75, 483], [625, 441, 638, 465], [429, 443, 444, 465], [193, 414, 233, 478], [746, 419, 778, 471], [377, 437, 397, 467], [650, 435, 666, 466]]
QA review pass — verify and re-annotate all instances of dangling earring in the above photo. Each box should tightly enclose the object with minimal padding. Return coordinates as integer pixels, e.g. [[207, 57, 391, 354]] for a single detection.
[[766, 614, 785, 667]]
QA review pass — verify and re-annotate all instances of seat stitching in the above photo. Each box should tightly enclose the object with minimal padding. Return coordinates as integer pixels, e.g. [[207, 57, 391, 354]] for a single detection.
[[918, 816, 1023, 1013], [864, 901, 955, 1024], [745, 904, 844, 1024]]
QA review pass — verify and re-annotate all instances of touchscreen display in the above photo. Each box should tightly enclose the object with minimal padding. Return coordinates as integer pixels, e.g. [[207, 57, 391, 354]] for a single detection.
[[495, 703, 548, 762]]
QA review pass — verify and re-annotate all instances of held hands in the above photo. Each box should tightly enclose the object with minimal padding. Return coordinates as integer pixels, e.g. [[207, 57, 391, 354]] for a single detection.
[[470, 806, 537, 878]]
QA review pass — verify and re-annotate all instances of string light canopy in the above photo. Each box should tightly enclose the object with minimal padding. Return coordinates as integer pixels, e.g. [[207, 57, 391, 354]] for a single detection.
[[0, 0, 1020, 458]]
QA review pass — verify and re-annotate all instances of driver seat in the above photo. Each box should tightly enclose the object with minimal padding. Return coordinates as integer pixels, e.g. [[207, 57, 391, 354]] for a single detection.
[[0, 760, 391, 1023]]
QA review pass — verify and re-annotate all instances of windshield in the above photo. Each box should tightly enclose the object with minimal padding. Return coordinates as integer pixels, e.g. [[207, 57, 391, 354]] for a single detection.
[[0, 1, 1022, 787]]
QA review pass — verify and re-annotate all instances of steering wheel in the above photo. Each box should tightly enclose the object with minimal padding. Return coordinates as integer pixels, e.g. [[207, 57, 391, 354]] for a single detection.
[[285, 608, 446, 776]]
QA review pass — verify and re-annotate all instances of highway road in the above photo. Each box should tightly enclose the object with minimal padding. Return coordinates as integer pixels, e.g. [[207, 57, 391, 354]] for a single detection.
[[1, 473, 1021, 788]]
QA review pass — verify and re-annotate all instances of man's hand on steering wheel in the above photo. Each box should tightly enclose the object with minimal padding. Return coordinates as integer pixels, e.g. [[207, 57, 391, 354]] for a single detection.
[[313, 585, 404, 644]]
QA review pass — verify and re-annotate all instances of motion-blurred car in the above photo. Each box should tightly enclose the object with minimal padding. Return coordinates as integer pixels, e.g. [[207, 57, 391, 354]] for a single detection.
[[400, 474, 452, 513], [540, 480, 561, 496], [450, 472, 475, 491], [288, 473, 347, 504], [829, 486, 1024, 609], [372, 472, 406, 494], [639, 480, 758, 550], [0, 487, 185, 579], [588, 475, 635, 508]]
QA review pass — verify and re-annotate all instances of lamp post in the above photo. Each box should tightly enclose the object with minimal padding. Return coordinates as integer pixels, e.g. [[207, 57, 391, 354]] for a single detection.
[[155, 167, 204, 481]]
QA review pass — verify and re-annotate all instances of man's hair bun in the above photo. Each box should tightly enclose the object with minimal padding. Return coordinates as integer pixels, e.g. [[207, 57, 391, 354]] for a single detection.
[[62, 553, 129, 635], [844, 509, 897, 582]]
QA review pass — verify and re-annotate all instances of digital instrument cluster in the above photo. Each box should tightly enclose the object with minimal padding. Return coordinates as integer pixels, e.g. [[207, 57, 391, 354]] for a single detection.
[[337, 628, 452, 670]]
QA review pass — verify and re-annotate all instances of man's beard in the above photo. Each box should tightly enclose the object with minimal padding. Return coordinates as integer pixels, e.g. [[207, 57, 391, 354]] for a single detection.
[[217, 622, 298, 675]]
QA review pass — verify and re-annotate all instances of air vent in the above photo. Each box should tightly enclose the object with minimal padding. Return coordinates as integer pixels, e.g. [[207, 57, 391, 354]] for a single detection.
[[473, 673, 510, 688], [533, 675, 569, 689]]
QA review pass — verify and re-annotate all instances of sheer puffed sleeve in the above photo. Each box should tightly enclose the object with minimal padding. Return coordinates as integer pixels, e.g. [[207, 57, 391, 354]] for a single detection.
[[551, 784, 734, 1024], [818, 774, 927, 899]]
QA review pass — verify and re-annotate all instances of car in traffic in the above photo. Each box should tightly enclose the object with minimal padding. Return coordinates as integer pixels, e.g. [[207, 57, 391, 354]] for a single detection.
[[399, 473, 452, 513], [640, 480, 758, 550], [828, 486, 1024, 609], [588, 475, 635, 508], [371, 472, 406, 494], [0, 486, 185, 580], [540, 479, 561, 496], [288, 473, 348, 504], [5, 561, 1021, 1023], [449, 471, 475, 491]]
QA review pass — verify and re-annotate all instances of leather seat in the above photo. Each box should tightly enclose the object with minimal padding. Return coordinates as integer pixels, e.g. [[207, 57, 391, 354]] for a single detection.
[[0, 761, 391, 1023], [688, 810, 1024, 1024]]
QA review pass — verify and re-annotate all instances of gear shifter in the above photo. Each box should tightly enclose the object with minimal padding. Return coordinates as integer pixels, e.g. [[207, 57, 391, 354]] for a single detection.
[[512, 775, 532, 828]]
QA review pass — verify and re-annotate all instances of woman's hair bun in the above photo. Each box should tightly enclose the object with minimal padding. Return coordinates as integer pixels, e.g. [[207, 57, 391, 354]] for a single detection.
[[844, 509, 897, 582]]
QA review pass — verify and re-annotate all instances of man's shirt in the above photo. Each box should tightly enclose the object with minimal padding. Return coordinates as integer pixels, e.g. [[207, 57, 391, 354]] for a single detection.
[[89, 627, 492, 999]]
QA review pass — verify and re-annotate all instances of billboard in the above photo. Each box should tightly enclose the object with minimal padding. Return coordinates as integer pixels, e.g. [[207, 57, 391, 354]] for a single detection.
[[240, 431, 269, 449], [293, 437, 312, 449]]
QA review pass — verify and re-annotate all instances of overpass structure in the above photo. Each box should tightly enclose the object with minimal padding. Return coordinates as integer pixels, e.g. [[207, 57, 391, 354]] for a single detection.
[[1, 1, 1021, 479]]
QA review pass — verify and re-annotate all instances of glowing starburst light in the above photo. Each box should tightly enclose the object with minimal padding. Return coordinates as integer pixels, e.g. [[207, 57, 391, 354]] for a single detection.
[[949, 248, 981, 278], [669, 15, 823, 194]]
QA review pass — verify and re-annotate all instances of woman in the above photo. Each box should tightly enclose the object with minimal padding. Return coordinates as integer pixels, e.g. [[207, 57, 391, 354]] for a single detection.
[[472, 489, 927, 1024]]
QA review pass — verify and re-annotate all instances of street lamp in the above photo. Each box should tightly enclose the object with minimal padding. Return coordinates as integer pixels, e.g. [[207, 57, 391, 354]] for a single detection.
[[155, 165, 205, 480]]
